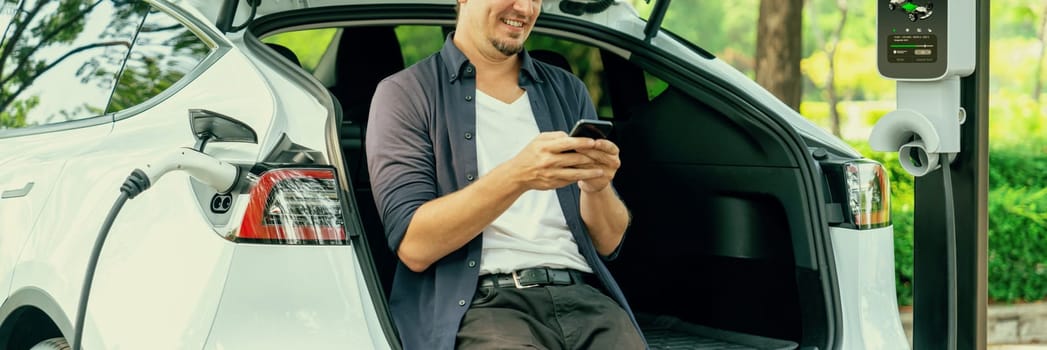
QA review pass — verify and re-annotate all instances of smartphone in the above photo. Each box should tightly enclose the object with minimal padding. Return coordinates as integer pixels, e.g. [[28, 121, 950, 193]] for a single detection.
[[568, 119, 613, 140]]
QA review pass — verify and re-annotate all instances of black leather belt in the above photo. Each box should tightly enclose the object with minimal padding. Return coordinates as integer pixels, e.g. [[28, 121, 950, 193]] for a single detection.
[[478, 268, 587, 289]]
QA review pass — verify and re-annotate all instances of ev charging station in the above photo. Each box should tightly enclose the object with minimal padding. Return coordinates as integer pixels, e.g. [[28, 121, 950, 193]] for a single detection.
[[870, 0, 989, 349]]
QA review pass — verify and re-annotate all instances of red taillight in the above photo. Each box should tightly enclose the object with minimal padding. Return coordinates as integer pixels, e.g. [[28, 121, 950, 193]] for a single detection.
[[237, 168, 347, 245]]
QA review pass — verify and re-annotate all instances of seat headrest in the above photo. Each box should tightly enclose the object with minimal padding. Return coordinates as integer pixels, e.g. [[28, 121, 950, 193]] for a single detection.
[[265, 43, 302, 67], [333, 26, 406, 125], [529, 49, 573, 74]]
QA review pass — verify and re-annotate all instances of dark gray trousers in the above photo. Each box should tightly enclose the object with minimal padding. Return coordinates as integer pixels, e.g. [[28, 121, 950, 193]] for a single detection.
[[455, 283, 645, 350]]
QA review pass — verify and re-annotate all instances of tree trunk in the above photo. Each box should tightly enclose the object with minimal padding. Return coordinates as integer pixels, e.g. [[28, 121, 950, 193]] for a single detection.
[[1034, 5, 1047, 103], [756, 0, 804, 110], [826, 0, 848, 137]]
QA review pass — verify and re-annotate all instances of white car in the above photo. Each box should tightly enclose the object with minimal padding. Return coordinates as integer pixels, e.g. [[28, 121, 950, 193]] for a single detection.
[[0, 0, 908, 349]]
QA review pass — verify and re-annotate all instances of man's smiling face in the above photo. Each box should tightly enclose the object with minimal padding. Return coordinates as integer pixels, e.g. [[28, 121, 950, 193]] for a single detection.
[[459, 0, 542, 58]]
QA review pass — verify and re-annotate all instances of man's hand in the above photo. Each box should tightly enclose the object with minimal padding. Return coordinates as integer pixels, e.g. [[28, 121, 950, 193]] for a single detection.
[[502, 131, 605, 191], [574, 139, 621, 193]]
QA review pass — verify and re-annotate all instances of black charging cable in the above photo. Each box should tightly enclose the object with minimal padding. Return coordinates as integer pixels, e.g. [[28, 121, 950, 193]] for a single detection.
[[72, 169, 151, 350], [942, 156, 957, 350]]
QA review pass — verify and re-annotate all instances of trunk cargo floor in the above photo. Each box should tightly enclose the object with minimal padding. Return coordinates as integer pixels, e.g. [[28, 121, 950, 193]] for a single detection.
[[639, 314, 799, 350]]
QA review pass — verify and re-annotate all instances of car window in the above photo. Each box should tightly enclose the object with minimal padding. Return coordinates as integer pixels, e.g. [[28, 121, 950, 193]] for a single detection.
[[0, 2, 17, 36], [267, 24, 667, 121], [632, 1, 757, 60], [395, 25, 444, 66], [645, 71, 668, 99], [261, 28, 336, 73], [525, 33, 615, 117], [106, 6, 212, 114], [0, 0, 147, 130]]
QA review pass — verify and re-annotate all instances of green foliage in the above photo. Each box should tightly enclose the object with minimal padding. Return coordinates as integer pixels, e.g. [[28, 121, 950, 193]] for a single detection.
[[0, 0, 148, 126], [630, 0, 759, 74], [526, 33, 614, 116], [800, 101, 831, 126], [989, 39, 1046, 98], [989, 90, 1047, 146], [799, 100, 893, 139], [990, 139, 1047, 190], [262, 26, 443, 73], [892, 204, 915, 306], [261, 28, 337, 72], [991, 0, 1046, 38], [395, 26, 444, 66], [0, 95, 36, 129], [800, 40, 895, 101], [988, 185, 1047, 302]]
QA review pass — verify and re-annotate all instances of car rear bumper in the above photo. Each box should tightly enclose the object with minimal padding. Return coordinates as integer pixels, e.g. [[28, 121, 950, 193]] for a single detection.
[[830, 225, 910, 350], [204, 244, 391, 349]]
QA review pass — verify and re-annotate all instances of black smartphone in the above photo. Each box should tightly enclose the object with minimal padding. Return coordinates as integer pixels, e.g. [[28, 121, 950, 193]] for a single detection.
[[568, 119, 613, 139]]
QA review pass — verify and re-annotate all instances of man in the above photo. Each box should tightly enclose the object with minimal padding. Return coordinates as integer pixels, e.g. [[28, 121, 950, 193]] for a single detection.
[[366, 0, 646, 348]]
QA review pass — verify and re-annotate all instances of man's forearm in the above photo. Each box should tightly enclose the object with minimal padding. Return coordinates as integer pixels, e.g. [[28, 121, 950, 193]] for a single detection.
[[580, 185, 630, 256], [397, 166, 525, 272]]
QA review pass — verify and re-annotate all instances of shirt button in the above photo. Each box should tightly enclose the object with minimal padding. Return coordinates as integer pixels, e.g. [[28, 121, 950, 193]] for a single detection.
[[451, 74, 457, 80], [464, 132, 473, 140], [458, 299, 467, 306], [466, 174, 475, 181], [465, 66, 474, 73], [468, 260, 477, 268], [465, 95, 473, 101]]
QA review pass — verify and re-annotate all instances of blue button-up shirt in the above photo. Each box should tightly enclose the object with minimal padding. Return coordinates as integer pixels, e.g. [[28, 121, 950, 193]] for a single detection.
[[366, 34, 641, 350]]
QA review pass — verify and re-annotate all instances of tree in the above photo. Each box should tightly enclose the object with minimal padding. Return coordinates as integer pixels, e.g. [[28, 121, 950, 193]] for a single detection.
[[0, 0, 147, 129], [809, 0, 848, 137], [756, 0, 804, 110], [107, 27, 211, 112], [1034, 5, 1047, 102]]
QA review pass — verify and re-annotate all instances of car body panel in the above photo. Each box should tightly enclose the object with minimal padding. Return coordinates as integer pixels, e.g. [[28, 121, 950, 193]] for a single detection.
[[77, 182, 236, 349], [6, 8, 289, 347], [0, 0, 349, 346], [71, 37, 281, 350], [830, 225, 910, 350], [0, 123, 111, 298], [204, 244, 391, 349], [228, 33, 338, 165]]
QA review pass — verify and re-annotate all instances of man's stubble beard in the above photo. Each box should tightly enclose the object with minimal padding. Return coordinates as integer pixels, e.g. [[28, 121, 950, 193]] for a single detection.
[[490, 32, 524, 56]]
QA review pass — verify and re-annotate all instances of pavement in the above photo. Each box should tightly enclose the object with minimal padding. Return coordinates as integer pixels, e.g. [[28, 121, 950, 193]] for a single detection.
[[900, 302, 1047, 348]]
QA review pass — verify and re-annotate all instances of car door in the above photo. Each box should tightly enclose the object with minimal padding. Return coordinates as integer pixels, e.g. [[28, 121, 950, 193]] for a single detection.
[[0, 0, 143, 302]]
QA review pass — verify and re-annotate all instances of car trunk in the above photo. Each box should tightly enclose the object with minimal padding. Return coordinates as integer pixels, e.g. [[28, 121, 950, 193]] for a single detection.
[[607, 85, 811, 349], [244, 4, 837, 349], [337, 44, 823, 350]]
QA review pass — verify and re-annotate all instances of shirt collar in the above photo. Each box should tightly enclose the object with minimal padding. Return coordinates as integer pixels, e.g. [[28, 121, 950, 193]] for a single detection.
[[440, 32, 544, 84]]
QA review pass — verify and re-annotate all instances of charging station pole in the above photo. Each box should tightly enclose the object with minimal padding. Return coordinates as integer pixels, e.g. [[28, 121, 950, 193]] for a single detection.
[[911, 0, 989, 348]]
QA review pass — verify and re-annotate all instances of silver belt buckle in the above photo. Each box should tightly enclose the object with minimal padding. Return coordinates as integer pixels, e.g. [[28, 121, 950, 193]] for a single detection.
[[512, 270, 540, 289]]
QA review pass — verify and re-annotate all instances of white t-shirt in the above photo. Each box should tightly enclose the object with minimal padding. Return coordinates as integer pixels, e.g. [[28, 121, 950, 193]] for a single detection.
[[474, 89, 593, 275]]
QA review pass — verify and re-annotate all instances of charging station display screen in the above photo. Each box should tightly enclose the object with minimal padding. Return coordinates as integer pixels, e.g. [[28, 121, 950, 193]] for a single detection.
[[878, 0, 948, 79], [887, 34, 937, 63]]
